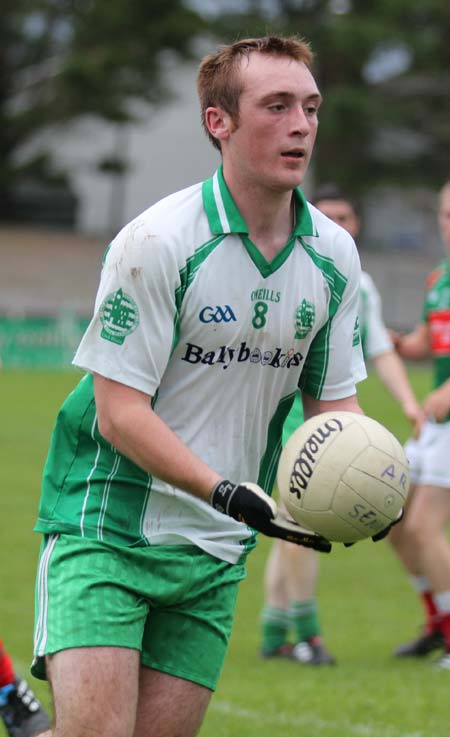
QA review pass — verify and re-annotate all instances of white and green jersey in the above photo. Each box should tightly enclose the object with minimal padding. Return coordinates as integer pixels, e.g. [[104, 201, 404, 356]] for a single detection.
[[359, 271, 393, 359], [36, 166, 366, 564]]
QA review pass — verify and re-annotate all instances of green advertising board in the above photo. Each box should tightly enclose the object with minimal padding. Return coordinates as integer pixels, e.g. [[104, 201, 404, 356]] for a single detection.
[[0, 314, 90, 368]]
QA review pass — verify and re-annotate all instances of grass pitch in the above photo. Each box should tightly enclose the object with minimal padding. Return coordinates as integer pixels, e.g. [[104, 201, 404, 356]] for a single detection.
[[1, 366, 448, 737]]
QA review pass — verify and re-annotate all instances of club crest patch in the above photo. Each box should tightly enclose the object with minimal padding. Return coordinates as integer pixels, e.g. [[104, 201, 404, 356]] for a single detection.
[[294, 299, 315, 339], [100, 288, 140, 345]]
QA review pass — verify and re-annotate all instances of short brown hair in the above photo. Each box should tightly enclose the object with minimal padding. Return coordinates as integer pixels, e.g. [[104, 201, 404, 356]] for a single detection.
[[312, 183, 361, 217], [197, 35, 314, 151]]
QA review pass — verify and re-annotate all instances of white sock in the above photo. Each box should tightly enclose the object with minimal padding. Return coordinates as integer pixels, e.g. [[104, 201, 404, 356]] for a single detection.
[[434, 590, 450, 615], [409, 575, 431, 594]]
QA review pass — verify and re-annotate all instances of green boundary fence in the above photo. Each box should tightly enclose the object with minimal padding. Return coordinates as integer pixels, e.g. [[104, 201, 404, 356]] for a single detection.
[[0, 314, 90, 368]]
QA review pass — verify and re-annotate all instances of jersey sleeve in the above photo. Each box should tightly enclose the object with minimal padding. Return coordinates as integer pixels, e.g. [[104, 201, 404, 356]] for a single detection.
[[73, 219, 181, 396], [360, 272, 393, 359], [300, 232, 367, 400]]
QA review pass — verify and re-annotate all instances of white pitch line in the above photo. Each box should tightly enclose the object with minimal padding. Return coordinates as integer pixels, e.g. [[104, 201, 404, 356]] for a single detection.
[[212, 700, 430, 737]]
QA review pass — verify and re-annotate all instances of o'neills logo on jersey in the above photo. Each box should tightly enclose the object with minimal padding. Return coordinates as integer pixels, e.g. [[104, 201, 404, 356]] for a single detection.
[[289, 418, 343, 498], [181, 341, 303, 370]]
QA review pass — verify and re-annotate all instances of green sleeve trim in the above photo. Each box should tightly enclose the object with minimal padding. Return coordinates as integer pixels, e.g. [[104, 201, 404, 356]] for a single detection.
[[299, 240, 348, 398]]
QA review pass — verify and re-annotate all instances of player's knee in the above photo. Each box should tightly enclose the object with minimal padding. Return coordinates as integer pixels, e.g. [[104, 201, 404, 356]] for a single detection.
[[401, 516, 432, 548], [387, 521, 405, 548], [50, 682, 137, 737], [53, 714, 135, 737]]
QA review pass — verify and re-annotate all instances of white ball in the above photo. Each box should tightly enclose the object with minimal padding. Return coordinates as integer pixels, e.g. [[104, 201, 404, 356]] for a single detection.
[[277, 411, 410, 543]]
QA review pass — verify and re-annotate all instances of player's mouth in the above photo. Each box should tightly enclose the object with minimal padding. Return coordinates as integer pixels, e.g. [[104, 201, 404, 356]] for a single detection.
[[281, 149, 306, 161]]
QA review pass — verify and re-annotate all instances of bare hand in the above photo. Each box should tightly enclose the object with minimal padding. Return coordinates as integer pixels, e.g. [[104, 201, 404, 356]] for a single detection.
[[402, 400, 426, 438], [388, 329, 403, 350], [422, 386, 450, 422]]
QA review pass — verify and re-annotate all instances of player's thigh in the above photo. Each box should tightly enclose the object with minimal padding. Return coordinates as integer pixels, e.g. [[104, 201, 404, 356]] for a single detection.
[[134, 667, 211, 737], [47, 646, 140, 737], [33, 534, 150, 680], [404, 484, 450, 535], [388, 483, 418, 544], [140, 548, 245, 692]]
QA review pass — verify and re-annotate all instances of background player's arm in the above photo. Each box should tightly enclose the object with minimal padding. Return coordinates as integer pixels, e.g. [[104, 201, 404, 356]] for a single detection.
[[392, 322, 431, 360], [94, 374, 220, 501], [371, 351, 424, 433], [362, 273, 422, 429]]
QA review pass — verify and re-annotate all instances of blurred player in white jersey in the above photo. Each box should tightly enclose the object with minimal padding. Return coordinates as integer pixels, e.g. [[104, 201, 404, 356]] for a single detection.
[[29, 36, 404, 737], [389, 181, 450, 669], [260, 185, 422, 665], [313, 185, 422, 429]]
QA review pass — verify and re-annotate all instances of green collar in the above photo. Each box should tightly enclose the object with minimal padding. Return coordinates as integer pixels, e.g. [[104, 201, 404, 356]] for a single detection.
[[202, 164, 317, 237]]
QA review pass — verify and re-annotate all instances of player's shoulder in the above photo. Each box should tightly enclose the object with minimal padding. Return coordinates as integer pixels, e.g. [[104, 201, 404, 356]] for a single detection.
[[426, 260, 449, 290], [106, 181, 209, 265], [141, 180, 204, 223], [127, 181, 205, 240]]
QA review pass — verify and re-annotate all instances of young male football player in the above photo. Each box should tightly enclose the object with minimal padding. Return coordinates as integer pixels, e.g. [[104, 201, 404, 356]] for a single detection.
[[29, 36, 401, 737]]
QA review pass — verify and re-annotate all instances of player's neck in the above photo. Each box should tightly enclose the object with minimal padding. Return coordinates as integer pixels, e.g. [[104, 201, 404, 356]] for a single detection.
[[247, 208, 294, 261], [225, 172, 295, 259]]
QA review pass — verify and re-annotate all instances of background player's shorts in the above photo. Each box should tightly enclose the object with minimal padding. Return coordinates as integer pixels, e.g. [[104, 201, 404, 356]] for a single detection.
[[404, 419, 450, 488], [32, 534, 246, 691]]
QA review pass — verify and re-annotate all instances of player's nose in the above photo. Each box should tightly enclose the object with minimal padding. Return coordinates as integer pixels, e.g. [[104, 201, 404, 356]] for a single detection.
[[288, 105, 311, 136]]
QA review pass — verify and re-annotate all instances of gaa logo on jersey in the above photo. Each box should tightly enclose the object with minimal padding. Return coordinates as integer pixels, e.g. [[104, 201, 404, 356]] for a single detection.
[[100, 288, 140, 345], [294, 299, 315, 339], [199, 305, 237, 324]]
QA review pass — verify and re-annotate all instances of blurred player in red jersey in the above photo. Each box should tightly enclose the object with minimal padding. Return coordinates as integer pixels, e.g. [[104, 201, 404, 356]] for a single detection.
[[389, 181, 450, 668], [0, 639, 50, 737]]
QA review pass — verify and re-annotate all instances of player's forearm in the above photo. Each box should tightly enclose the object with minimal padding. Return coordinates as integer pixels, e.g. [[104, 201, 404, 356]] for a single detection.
[[394, 325, 430, 360], [373, 351, 419, 410], [93, 377, 333, 550], [94, 377, 220, 501]]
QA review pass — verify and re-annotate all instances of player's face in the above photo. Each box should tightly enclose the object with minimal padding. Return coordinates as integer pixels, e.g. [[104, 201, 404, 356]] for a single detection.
[[438, 190, 450, 254], [225, 54, 321, 192], [314, 199, 360, 239]]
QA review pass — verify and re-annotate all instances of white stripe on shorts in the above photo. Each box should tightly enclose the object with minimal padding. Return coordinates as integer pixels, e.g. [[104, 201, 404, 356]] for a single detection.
[[34, 533, 59, 656]]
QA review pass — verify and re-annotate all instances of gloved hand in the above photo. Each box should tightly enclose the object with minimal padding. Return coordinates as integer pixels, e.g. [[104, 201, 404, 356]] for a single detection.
[[372, 508, 404, 542], [210, 480, 332, 553]]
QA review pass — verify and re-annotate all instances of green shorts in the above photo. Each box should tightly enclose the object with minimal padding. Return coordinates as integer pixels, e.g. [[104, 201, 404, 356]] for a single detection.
[[32, 534, 246, 691]]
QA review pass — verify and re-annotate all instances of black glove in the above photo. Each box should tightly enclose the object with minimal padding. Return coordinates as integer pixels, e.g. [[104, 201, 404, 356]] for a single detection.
[[372, 508, 404, 542], [210, 480, 332, 553]]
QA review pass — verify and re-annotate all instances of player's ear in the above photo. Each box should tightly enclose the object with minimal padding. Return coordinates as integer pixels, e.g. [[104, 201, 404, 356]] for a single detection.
[[205, 106, 233, 145]]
